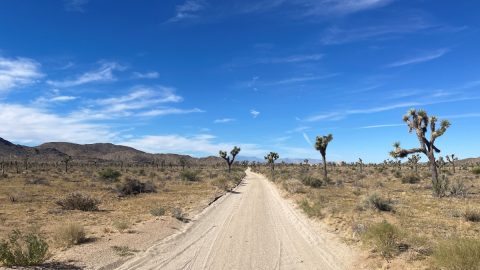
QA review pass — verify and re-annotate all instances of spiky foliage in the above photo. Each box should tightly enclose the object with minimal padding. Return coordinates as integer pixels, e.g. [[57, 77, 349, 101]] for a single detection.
[[407, 154, 421, 173], [315, 134, 333, 180], [63, 155, 72, 173], [219, 146, 241, 173], [446, 154, 458, 173], [357, 158, 364, 173], [391, 109, 451, 197], [264, 152, 279, 171]]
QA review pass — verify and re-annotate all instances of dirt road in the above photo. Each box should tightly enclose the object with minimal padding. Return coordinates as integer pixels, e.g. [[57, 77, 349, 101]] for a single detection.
[[117, 169, 356, 270]]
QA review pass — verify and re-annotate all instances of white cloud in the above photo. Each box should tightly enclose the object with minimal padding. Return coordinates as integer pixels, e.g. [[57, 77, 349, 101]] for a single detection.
[[0, 56, 43, 91], [168, 0, 207, 22], [214, 118, 235, 123], [120, 134, 266, 157], [258, 54, 323, 64], [302, 132, 312, 145], [140, 108, 204, 117], [64, 0, 89, 12], [132, 71, 160, 79], [0, 103, 114, 145], [47, 61, 123, 87], [386, 49, 449, 68], [250, 109, 260, 118], [71, 86, 201, 120], [359, 124, 404, 129]]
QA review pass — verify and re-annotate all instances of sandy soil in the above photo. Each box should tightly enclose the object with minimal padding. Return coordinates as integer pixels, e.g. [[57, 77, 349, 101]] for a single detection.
[[116, 169, 357, 270]]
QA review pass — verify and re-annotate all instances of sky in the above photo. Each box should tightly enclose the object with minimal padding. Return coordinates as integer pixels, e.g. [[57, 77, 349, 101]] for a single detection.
[[0, 0, 479, 162]]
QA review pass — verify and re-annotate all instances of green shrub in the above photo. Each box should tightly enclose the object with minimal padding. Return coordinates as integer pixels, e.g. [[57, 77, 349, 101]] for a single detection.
[[56, 192, 99, 211], [0, 230, 49, 267], [300, 175, 323, 188], [363, 221, 404, 259], [299, 199, 323, 218], [464, 208, 480, 222], [172, 207, 188, 223], [471, 167, 480, 175], [150, 207, 166, 216], [112, 220, 130, 233], [433, 238, 480, 270], [98, 168, 121, 182], [180, 170, 200, 181], [117, 178, 156, 196], [401, 174, 420, 184], [54, 223, 86, 247], [365, 193, 393, 212]]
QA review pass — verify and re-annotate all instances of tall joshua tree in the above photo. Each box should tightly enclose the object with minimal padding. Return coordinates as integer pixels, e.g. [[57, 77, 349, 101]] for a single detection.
[[357, 158, 364, 173], [264, 152, 279, 172], [219, 146, 241, 173], [446, 154, 458, 174], [315, 134, 333, 180], [390, 109, 450, 197]]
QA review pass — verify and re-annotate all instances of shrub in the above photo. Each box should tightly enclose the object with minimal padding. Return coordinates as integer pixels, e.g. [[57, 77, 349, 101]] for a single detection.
[[393, 170, 402, 178], [300, 175, 323, 188], [299, 199, 323, 218], [117, 178, 156, 196], [98, 168, 121, 182], [401, 174, 420, 184], [282, 180, 306, 194], [433, 238, 480, 270], [180, 170, 200, 182], [0, 230, 49, 267], [464, 208, 480, 222], [363, 221, 404, 259], [471, 167, 480, 175], [365, 193, 393, 212], [112, 220, 130, 233], [450, 178, 469, 197], [172, 208, 188, 223], [112, 245, 138, 257], [211, 176, 229, 191], [25, 178, 49, 185], [54, 223, 86, 247], [150, 207, 166, 216], [56, 192, 99, 211]]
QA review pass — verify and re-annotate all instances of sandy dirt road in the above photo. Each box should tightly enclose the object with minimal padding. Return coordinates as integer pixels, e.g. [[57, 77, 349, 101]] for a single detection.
[[117, 169, 356, 270]]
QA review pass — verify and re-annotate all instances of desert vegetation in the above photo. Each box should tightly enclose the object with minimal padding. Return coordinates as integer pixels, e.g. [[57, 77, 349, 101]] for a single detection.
[[0, 153, 245, 267], [252, 109, 480, 269]]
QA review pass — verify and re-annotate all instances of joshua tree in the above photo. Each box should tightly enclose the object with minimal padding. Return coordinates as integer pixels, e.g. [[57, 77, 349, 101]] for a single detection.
[[407, 154, 421, 173], [390, 109, 450, 197], [179, 157, 188, 171], [264, 152, 279, 172], [303, 159, 309, 166], [446, 154, 458, 173], [437, 156, 446, 171], [219, 146, 241, 173], [63, 155, 72, 173], [357, 158, 364, 173], [315, 134, 333, 180]]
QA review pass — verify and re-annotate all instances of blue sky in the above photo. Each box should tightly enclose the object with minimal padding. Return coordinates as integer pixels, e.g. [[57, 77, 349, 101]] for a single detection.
[[0, 0, 479, 162]]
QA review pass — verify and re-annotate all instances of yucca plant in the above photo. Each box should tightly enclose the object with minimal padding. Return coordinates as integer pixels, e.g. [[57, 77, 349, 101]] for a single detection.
[[219, 146, 241, 173], [315, 134, 333, 180]]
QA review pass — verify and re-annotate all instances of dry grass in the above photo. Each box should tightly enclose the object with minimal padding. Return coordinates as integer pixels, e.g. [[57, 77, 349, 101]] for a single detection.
[[0, 164, 246, 264], [255, 164, 480, 269]]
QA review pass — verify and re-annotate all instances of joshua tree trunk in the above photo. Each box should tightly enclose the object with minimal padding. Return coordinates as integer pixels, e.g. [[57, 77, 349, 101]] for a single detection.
[[321, 153, 327, 180], [228, 163, 231, 173]]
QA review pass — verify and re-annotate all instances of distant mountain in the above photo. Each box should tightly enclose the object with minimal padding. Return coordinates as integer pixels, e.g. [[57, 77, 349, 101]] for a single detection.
[[458, 157, 480, 165], [0, 137, 222, 165]]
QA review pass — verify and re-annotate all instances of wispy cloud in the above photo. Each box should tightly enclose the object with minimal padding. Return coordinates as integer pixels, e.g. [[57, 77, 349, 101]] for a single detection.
[[214, 118, 235, 123], [440, 113, 480, 119], [168, 0, 207, 23], [258, 54, 324, 64], [140, 108, 204, 117], [120, 134, 266, 156], [132, 71, 160, 79], [71, 86, 201, 120], [302, 132, 312, 146], [47, 61, 124, 88], [250, 109, 260, 118], [359, 123, 404, 129], [0, 56, 43, 91], [386, 49, 449, 68], [304, 94, 480, 122], [64, 0, 89, 12], [321, 16, 432, 45], [266, 73, 339, 85]]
